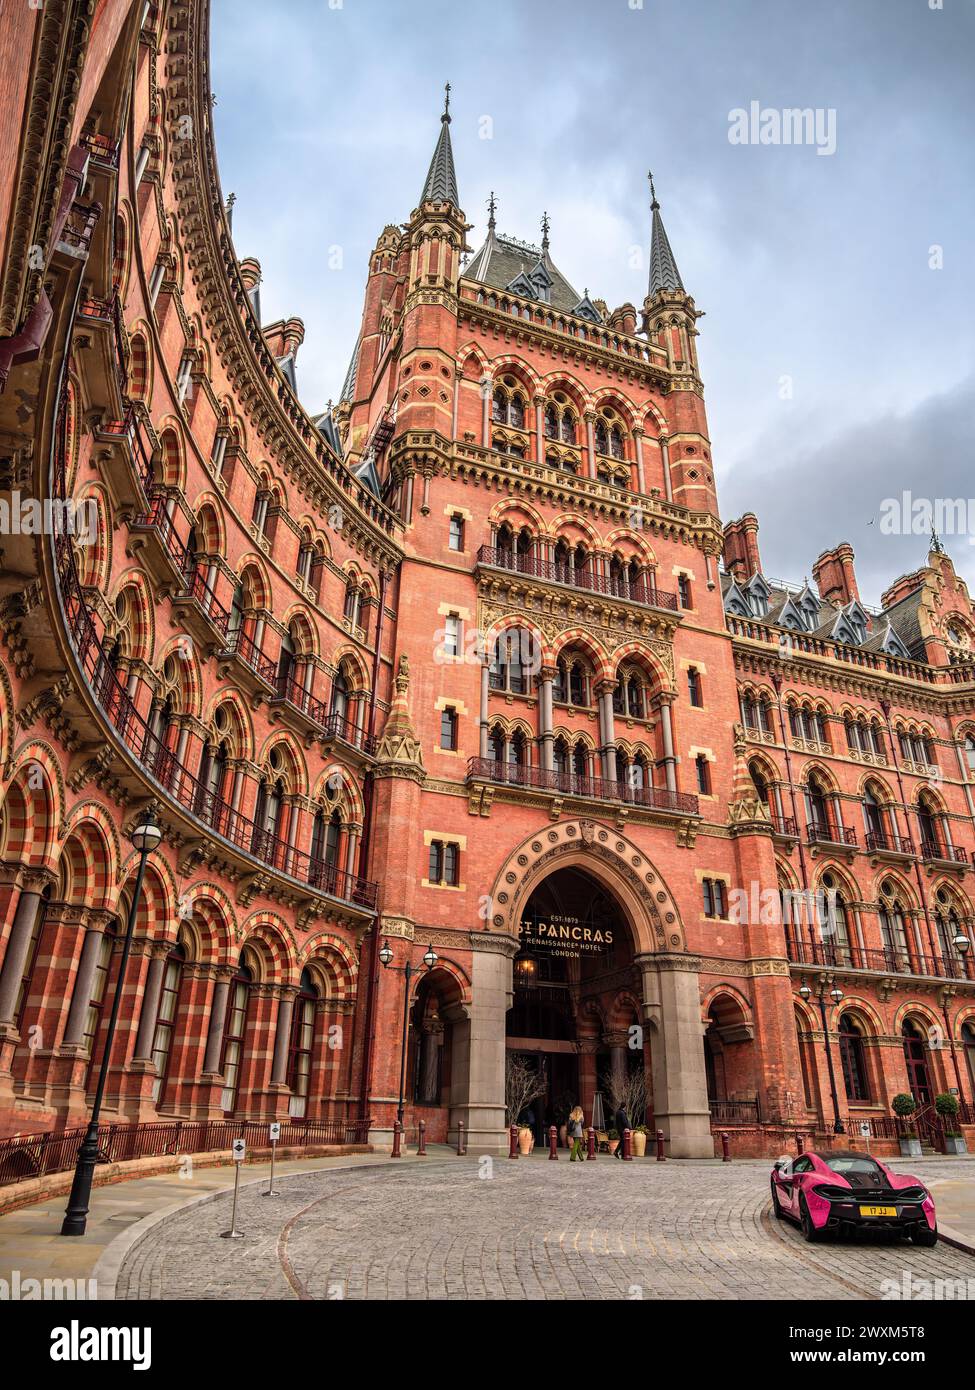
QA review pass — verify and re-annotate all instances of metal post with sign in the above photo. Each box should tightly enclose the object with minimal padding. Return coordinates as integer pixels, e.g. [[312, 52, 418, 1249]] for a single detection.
[[220, 1138, 246, 1238], [263, 1121, 281, 1196]]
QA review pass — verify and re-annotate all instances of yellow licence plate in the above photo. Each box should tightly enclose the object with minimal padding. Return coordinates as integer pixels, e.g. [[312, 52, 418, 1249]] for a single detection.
[[859, 1205, 897, 1217]]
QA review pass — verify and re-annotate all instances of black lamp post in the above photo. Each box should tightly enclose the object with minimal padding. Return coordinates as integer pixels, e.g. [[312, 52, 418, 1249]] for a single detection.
[[799, 977, 846, 1134], [61, 808, 163, 1236], [379, 940, 437, 1126]]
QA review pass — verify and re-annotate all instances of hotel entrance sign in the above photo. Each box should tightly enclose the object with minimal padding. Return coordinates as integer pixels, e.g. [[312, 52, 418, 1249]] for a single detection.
[[519, 912, 613, 959]]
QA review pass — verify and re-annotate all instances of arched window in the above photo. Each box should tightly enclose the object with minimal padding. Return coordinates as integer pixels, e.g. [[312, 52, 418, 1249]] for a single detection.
[[838, 1015, 870, 1102], [862, 785, 887, 847], [963, 734, 975, 777], [82, 920, 118, 1086], [288, 967, 319, 1118], [879, 879, 911, 969], [150, 933, 188, 1104], [489, 632, 527, 695], [806, 773, 832, 839], [220, 954, 255, 1113], [917, 795, 944, 858], [818, 870, 852, 966]]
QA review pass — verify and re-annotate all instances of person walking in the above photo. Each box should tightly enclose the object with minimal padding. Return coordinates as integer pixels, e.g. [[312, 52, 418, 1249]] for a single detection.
[[614, 1104, 630, 1158], [567, 1105, 586, 1161]]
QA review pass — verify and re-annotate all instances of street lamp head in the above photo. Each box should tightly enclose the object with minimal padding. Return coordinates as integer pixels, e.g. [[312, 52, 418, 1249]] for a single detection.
[[798, 980, 811, 1001], [830, 985, 843, 1004], [953, 932, 971, 955], [379, 942, 394, 968], [131, 810, 162, 854], [423, 944, 438, 970]]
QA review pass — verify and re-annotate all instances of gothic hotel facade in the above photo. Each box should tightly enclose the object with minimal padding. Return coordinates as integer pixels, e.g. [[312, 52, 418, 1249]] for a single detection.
[[0, 0, 973, 1162]]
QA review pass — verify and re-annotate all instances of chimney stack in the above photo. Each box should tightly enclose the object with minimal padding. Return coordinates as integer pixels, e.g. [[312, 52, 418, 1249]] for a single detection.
[[722, 513, 762, 581], [812, 543, 859, 607]]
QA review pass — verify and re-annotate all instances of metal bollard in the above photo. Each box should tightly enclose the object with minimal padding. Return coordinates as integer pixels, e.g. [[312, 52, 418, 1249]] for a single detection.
[[417, 1119, 426, 1156], [721, 1131, 731, 1163], [622, 1127, 633, 1161], [586, 1126, 596, 1161], [548, 1124, 558, 1159], [391, 1119, 402, 1158], [456, 1120, 467, 1156], [796, 1130, 805, 1156], [655, 1128, 665, 1162], [509, 1124, 519, 1159]]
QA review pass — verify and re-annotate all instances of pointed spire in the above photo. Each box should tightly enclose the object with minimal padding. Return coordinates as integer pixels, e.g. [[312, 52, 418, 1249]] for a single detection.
[[419, 82, 459, 207], [541, 210, 550, 252], [647, 170, 684, 295], [487, 190, 497, 232]]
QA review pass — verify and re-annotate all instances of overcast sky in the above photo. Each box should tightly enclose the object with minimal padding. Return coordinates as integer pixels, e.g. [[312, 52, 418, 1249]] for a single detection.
[[211, 0, 975, 608]]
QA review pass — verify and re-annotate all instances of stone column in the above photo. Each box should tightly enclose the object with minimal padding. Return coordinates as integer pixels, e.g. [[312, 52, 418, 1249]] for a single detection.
[[598, 682, 618, 783], [481, 378, 491, 447], [660, 437, 673, 502], [637, 952, 712, 1157], [479, 661, 490, 760], [62, 925, 106, 1046], [271, 988, 296, 1085], [533, 395, 544, 464], [202, 971, 232, 1075], [584, 411, 596, 479], [449, 932, 518, 1153], [659, 698, 677, 792], [133, 949, 167, 1060], [538, 666, 555, 772], [0, 871, 52, 1025], [633, 427, 646, 494]]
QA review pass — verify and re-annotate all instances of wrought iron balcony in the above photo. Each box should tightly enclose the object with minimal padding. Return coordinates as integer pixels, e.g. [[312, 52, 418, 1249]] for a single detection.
[[467, 756, 699, 815], [219, 625, 277, 688], [865, 830, 915, 856], [786, 938, 975, 982], [476, 545, 678, 612], [807, 821, 858, 848], [920, 840, 968, 865]]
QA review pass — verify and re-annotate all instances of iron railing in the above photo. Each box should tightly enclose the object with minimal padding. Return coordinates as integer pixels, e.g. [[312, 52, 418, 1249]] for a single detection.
[[807, 821, 858, 847], [467, 756, 699, 814], [0, 1116, 372, 1190], [709, 1099, 760, 1125], [921, 841, 968, 864], [865, 830, 915, 856], [219, 624, 278, 687], [786, 937, 975, 981], [476, 545, 678, 611]]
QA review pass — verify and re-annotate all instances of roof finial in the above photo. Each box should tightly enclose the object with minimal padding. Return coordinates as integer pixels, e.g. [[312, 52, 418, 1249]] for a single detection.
[[443, 81, 451, 123], [487, 190, 497, 230], [648, 169, 659, 210], [541, 210, 550, 251], [931, 525, 945, 554]]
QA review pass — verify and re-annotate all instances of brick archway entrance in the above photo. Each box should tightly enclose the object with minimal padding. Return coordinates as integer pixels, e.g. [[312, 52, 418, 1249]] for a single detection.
[[476, 820, 712, 1157]]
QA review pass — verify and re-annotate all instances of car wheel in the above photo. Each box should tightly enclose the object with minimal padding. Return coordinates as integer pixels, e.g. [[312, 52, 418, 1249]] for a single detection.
[[800, 1195, 825, 1243], [913, 1225, 938, 1248], [771, 1181, 784, 1219]]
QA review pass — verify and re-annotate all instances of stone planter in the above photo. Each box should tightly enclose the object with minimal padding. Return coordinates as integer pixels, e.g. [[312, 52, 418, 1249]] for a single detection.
[[608, 1138, 620, 1155], [631, 1130, 647, 1157], [943, 1135, 968, 1155], [898, 1135, 922, 1157]]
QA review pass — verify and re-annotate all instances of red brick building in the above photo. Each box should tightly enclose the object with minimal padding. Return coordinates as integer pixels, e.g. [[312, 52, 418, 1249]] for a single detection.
[[0, 2, 972, 1162]]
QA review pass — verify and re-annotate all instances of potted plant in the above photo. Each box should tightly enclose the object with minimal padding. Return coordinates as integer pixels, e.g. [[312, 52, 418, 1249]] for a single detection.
[[505, 1053, 546, 1157], [631, 1124, 648, 1157], [607, 1128, 620, 1155], [892, 1093, 921, 1156], [935, 1093, 967, 1154]]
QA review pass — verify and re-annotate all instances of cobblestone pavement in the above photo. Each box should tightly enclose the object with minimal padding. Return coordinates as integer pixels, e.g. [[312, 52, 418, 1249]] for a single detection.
[[113, 1155, 975, 1300]]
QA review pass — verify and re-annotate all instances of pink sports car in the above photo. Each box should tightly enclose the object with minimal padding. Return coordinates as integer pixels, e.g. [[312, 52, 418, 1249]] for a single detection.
[[771, 1150, 938, 1246]]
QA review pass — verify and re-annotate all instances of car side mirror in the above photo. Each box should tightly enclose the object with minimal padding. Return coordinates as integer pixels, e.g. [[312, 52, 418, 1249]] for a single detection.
[[773, 1160, 785, 1171]]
